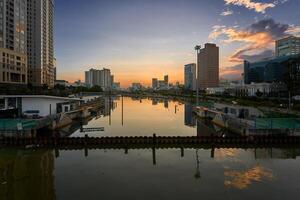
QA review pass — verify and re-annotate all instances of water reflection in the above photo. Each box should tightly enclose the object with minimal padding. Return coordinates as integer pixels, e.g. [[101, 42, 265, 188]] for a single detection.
[[0, 149, 55, 200], [1, 147, 300, 200], [64, 96, 230, 137], [184, 102, 196, 127], [224, 165, 274, 189]]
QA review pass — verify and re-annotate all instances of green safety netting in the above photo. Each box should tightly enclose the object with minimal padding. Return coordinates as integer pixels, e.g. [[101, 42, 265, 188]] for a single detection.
[[0, 119, 38, 130], [255, 118, 300, 129]]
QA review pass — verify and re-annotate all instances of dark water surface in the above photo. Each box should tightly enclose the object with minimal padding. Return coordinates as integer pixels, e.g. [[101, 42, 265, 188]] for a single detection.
[[1, 148, 300, 200], [1, 97, 300, 200]]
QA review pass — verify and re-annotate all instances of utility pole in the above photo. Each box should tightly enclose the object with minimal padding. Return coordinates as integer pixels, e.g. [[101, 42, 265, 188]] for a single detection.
[[195, 45, 201, 106]]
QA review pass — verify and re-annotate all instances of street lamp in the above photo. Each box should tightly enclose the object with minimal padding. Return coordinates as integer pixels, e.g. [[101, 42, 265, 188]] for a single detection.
[[195, 45, 201, 106]]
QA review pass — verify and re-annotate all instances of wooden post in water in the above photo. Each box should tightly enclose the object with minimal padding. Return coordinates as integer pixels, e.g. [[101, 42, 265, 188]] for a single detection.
[[84, 134, 89, 157], [84, 147, 88, 157], [181, 147, 184, 157], [152, 147, 156, 165], [152, 133, 157, 165], [211, 146, 215, 158]]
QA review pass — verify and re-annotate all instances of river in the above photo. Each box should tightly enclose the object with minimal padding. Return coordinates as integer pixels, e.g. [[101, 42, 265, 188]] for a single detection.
[[1, 97, 300, 200]]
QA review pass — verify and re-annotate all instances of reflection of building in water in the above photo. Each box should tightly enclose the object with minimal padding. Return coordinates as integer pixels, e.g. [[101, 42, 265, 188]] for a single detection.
[[197, 119, 217, 136], [254, 148, 300, 159], [184, 103, 196, 127], [0, 150, 55, 200], [164, 100, 169, 109], [102, 97, 116, 116], [152, 99, 158, 105]]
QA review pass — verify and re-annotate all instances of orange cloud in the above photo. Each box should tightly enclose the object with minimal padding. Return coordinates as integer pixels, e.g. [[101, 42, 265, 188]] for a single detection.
[[210, 26, 274, 63], [224, 0, 275, 13]]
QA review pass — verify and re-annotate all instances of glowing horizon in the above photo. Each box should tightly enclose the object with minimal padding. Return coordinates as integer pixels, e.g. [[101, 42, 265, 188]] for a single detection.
[[55, 0, 300, 88]]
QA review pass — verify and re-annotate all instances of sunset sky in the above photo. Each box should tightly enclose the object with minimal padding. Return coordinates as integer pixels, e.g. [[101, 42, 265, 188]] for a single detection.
[[55, 0, 300, 87]]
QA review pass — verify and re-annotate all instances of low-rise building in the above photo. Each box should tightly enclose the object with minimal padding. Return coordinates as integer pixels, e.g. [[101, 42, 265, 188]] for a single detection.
[[112, 82, 121, 90], [54, 80, 69, 87], [0, 95, 83, 118], [131, 83, 142, 91], [206, 82, 287, 97]]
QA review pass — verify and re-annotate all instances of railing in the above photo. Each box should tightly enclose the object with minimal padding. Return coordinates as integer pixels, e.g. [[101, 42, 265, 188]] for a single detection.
[[1, 135, 300, 148]]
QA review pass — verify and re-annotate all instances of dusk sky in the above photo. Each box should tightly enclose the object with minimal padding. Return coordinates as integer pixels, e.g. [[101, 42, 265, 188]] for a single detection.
[[55, 0, 300, 87]]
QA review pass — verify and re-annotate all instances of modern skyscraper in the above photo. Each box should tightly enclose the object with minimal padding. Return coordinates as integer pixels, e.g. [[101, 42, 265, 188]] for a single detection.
[[0, 0, 28, 85], [152, 78, 158, 89], [276, 36, 300, 57], [244, 54, 300, 84], [27, 0, 54, 87], [197, 43, 219, 90], [184, 63, 196, 91]]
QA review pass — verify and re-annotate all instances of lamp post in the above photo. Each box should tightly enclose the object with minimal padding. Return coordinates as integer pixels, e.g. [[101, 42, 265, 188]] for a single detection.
[[195, 45, 201, 106]]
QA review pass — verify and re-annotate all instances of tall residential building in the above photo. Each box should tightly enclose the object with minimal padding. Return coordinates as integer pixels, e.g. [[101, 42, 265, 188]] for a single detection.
[[0, 0, 28, 85], [276, 36, 300, 57], [197, 43, 219, 90], [164, 75, 169, 85], [53, 57, 57, 81], [184, 63, 196, 91], [27, 0, 54, 87], [152, 78, 158, 89], [85, 68, 113, 90]]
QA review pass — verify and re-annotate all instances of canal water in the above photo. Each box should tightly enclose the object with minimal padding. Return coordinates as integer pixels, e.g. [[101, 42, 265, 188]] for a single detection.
[[65, 96, 221, 137], [1, 97, 300, 200]]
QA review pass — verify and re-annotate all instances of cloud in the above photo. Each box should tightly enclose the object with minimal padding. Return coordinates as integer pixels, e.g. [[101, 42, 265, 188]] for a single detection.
[[237, 49, 274, 62], [221, 9, 234, 16], [224, 0, 275, 13], [210, 18, 299, 62], [220, 64, 243, 80]]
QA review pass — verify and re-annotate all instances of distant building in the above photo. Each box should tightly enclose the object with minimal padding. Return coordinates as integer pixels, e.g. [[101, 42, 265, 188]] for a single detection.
[[184, 63, 196, 91], [197, 43, 219, 90], [54, 80, 69, 87], [72, 80, 85, 87], [158, 80, 167, 89], [244, 54, 300, 84], [85, 68, 113, 90], [112, 82, 121, 90], [164, 75, 169, 86], [131, 83, 142, 91], [206, 82, 287, 97], [276, 36, 300, 57], [152, 78, 158, 89]]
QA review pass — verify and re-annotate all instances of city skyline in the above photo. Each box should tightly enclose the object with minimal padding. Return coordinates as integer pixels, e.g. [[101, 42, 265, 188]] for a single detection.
[[55, 0, 300, 87]]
